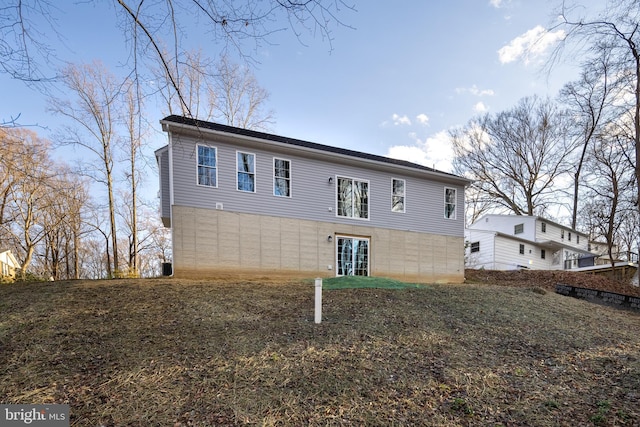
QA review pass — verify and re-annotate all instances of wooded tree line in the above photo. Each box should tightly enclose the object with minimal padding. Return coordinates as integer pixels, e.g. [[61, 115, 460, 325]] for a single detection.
[[452, 0, 640, 260], [0, 0, 352, 280]]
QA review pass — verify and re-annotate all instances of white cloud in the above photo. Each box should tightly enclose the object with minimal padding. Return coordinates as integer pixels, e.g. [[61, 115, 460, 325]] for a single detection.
[[392, 113, 411, 126], [416, 114, 429, 125], [456, 85, 495, 97], [386, 130, 454, 172], [474, 102, 488, 113], [498, 25, 565, 65], [489, 0, 505, 8]]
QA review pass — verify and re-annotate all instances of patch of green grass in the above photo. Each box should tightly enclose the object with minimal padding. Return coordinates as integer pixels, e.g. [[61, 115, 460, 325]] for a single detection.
[[320, 275, 429, 290]]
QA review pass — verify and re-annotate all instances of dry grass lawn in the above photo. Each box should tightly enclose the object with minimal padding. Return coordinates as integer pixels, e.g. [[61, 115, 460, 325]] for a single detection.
[[1, 274, 640, 426]]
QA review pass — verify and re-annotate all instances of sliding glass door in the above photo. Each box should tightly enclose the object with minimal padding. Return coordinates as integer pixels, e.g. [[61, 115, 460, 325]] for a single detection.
[[337, 236, 369, 276]]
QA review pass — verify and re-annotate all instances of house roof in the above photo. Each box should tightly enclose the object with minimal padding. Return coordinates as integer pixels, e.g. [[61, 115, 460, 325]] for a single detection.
[[160, 115, 471, 185], [471, 214, 588, 236]]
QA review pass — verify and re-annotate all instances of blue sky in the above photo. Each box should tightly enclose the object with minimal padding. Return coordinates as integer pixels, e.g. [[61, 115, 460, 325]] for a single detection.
[[1, 0, 597, 197]]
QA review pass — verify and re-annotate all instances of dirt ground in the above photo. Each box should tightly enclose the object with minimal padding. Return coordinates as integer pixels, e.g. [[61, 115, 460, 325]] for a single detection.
[[465, 268, 640, 297]]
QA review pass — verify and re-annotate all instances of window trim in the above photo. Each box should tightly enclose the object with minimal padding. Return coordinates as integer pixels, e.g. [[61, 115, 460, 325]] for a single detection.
[[391, 178, 406, 213], [196, 144, 218, 188], [236, 150, 256, 193], [273, 157, 291, 198], [336, 176, 370, 220], [444, 187, 457, 220]]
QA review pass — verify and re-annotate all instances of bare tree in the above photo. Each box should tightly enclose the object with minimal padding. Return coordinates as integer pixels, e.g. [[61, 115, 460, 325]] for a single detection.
[[558, 48, 621, 229], [451, 96, 577, 216], [582, 131, 634, 269], [1, 129, 55, 278], [1, 1, 353, 115], [211, 54, 275, 130], [552, 0, 640, 243], [49, 61, 121, 277]]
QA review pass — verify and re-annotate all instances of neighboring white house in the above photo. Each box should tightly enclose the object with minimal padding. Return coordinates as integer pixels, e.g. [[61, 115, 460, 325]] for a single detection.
[[0, 249, 20, 282], [465, 215, 592, 271]]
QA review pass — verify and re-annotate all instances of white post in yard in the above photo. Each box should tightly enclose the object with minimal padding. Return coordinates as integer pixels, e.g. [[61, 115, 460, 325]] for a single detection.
[[314, 278, 322, 324]]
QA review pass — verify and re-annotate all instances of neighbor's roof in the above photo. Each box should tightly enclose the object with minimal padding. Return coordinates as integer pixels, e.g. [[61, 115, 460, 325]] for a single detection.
[[160, 115, 470, 184]]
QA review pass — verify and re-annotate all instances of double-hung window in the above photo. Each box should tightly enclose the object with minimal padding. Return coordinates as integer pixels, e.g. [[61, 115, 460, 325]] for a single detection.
[[392, 178, 405, 213], [337, 176, 369, 219], [444, 188, 456, 219], [237, 151, 256, 192], [197, 145, 217, 187], [273, 158, 291, 197]]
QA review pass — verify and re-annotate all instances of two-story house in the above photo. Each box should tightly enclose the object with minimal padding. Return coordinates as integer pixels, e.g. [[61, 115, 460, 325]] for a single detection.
[[156, 115, 470, 283], [465, 214, 592, 270]]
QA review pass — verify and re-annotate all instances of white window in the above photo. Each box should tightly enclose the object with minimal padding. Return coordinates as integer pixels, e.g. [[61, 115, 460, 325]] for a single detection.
[[514, 224, 524, 234], [237, 151, 256, 192], [197, 144, 217, 187], [337, 176, 369, 219], [273, 158, 291, 197], [392, 178, 405, 213], [519, 244, 525, 255], [337, 236, 369, 276], [541, 222, 546, 233], [444, 187, 456, 219]]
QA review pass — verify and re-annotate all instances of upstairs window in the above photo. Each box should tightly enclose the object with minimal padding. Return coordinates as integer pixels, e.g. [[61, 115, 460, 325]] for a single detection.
[[237, 152, 256, 192], [444, 188, 456, 219], [392, 178, 405, 213], [561, 230, 565, 239], [577, 235, 580, 244], [514, 223, 524, 234], [197, 145, 217, 187], [337, 177, 369, 219], [541, 222, 546, 233], [568, 232, 572, 242], [273, 158, 291, 197]]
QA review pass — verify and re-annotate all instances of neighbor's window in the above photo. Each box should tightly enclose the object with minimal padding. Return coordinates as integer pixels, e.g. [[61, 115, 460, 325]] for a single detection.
[[561, 230, 565, 239], [470, 241, 480, 253], [519, 244, 525, 255], [444, 187, 456, 219], [237, 151, 256, 192], [392, 178, 405, 213], [337, 176, 369, 219], [541, 222, 546, 233], [273, 158, 291, 197], [577, 235, 580, 244], [514, 223, 524, 234], [197, 144, 217, 187], [568, 232, 572, 242], [541, 249, 546, 259]]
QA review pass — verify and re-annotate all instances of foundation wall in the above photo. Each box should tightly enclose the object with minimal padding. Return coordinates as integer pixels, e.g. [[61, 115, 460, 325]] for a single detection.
[[172, 205, 465, 283]]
